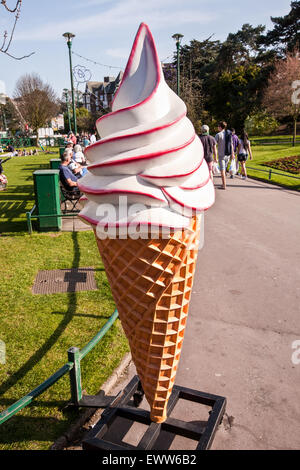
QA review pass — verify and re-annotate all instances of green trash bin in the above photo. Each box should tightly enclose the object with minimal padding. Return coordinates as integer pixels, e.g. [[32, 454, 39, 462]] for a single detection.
[[33, 170, 62, 231], [50, 158, 61, 170]]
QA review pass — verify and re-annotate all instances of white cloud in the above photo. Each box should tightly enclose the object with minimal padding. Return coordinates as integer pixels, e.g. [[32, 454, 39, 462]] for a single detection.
[[14, 0, 216, 42]]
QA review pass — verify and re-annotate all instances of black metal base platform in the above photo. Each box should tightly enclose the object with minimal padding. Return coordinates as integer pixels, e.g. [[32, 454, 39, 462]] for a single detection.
[[82, 375, 226, 451]]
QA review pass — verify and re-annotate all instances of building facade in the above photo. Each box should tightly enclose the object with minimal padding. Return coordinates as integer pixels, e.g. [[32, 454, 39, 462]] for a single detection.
[[82, 72, 123, 114]]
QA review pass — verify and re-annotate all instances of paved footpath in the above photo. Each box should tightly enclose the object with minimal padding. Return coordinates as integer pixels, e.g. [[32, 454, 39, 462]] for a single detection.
[[74, 176, 300, 450]]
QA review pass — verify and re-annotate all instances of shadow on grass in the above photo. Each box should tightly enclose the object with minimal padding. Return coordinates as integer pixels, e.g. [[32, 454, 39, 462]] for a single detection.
[[0, 232, 97, 444], [0, 415, 77, 445], [0, 158, 55, 233], [21, 164, 50, 171], [0, 184, 35, 233]]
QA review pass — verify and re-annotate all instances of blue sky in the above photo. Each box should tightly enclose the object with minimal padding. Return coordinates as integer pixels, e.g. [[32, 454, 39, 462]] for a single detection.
[[0, 0, 293, 99]]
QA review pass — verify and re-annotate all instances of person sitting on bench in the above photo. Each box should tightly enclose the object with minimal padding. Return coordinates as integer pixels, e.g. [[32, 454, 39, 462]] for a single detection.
[[64, 147, 87, 178], [59, 151, 79, 191]]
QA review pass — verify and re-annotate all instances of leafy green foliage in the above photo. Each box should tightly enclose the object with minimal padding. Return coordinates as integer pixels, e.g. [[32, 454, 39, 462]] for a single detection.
[[245, 112, 279, 136], [164, 3, 300, 133], [263, 1, 300, 54], [207, 64, 264, 132]]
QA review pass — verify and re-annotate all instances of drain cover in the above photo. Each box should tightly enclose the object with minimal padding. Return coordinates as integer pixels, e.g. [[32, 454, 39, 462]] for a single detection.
[[32, 267, 98, 294]]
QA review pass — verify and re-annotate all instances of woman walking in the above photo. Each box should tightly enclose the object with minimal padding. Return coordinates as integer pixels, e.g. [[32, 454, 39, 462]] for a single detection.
[[237, 131, 253, 180]]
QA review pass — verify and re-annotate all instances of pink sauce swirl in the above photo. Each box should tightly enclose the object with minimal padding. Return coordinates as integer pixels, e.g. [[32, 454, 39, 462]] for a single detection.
[[78, 23, 215, 235]]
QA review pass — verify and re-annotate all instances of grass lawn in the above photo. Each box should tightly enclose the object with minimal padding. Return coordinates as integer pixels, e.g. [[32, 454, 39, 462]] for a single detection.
[[0, 150, 129, 450], [246, 142, 300, 191]]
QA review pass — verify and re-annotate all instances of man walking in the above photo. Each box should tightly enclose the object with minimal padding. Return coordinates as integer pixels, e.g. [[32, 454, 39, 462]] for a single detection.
[[199, 125, 217, 180], [231, 128, 240, 176], [215, 121, 234, 190]]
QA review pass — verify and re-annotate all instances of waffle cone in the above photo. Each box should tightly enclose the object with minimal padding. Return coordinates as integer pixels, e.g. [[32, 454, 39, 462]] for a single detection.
[[94, 216, 201, 423]]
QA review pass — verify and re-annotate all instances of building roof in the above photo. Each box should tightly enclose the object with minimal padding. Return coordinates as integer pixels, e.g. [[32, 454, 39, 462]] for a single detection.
[[84, 72, 124, 104], [85, 81, 103, 94]]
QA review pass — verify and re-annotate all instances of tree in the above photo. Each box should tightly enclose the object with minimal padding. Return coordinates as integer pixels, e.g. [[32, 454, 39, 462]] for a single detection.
[[0, 0, 34, 60], [262, 52, 300, 145], [75, 107, 93, 133], [13, 73, 59, 144], [175, 24, 273, 130], [215, 24, 266, 72], [207, 64, 263, 132], [163, 63, 203, 127], [244, 111, 279, 136], [263, 1, 300, 54], [1, 98, 20, 133]]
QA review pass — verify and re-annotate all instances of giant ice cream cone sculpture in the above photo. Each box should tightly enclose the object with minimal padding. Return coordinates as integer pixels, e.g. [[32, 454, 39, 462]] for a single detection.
[[78, 23, 215, 422]]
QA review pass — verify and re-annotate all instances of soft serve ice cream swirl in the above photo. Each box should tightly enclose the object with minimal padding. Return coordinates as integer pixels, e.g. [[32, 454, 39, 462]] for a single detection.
[[78, 23, 215, 236]]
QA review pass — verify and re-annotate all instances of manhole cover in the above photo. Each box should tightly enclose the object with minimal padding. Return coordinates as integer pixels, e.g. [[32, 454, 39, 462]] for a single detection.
[[32, 267, 98, 294]]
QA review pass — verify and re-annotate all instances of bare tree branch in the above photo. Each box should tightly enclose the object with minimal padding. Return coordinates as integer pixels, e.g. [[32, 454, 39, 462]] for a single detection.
[[2, 1, 21, 52], [1, 0, 21, 13], [0, 0, 35, 60]]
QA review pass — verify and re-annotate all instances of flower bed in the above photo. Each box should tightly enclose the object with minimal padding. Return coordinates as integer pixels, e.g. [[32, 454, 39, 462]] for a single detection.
[[263, 155, 300, 174]]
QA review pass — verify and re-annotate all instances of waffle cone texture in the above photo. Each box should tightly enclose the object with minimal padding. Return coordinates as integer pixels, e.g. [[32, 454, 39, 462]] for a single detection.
[[94, 216, 201, 423]]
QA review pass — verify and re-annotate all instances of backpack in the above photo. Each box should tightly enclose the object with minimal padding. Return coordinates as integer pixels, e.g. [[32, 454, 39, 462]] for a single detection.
[[225, 130, 232, 156]]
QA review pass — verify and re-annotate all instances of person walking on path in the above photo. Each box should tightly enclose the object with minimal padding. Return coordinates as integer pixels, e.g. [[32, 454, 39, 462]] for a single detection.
[[215, 121, 235, 189], [199, 125, 217, 180], [231, 128, 240, 175], [237, 130, 253, 180]]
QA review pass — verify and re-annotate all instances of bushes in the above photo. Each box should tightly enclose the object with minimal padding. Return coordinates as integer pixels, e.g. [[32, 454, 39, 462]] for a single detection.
[[245, 111, 279, 136]]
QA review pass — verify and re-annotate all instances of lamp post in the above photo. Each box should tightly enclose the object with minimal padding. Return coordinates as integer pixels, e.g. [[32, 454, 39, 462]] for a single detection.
[[63, 32, 77, 135], [172, 33, 184, 96], [63, 88, 72, 133]]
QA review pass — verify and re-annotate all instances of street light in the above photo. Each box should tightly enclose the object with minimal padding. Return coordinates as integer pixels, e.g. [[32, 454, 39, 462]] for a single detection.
[[63, 88, 72, 133], [63, 32, 77, 135], [172, 33, 184, 96]]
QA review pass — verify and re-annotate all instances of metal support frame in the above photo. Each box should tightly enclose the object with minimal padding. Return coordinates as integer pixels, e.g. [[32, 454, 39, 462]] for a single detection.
[[82, 375, 226, 451]]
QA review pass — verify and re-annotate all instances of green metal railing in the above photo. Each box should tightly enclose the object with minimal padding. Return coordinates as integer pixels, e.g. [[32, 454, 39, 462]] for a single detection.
[[0, 137, 65, 148], [0, 310, 119, 425], [26, 205, 80, 234], [247, 166, 300, 182], [252, 138, 300, 146], [0, 137, 35, 148]]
